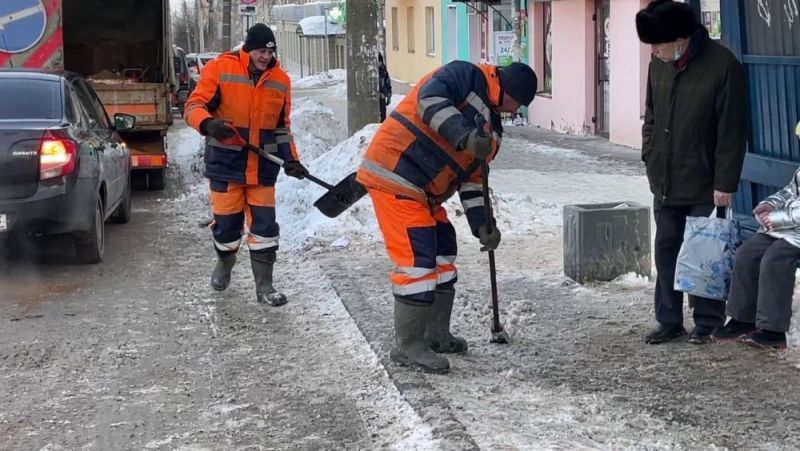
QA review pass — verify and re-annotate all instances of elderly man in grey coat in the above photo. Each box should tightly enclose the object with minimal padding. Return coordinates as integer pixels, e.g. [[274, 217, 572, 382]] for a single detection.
[[711, 122, 800, 351]]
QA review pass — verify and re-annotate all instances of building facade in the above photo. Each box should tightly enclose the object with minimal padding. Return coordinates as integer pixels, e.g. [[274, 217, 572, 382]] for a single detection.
[[523, 0, 727, 148], [385, 0, 445, 83], [526, 0, 652, 147]]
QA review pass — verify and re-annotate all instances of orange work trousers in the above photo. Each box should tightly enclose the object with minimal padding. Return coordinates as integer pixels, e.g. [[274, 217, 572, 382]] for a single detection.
[[209, 180, 279, 255], [368, 188, 458, 303]]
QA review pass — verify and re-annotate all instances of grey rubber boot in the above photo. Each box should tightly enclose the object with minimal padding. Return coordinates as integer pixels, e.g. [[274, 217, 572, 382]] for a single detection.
[[425, 287, 468, 353], [389, 298, 450, 374], [211, 252, 237, 291], [251, 250, 287, 306]]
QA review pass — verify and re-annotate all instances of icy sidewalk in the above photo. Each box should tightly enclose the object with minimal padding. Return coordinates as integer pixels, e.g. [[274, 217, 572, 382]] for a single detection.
[[163, 122, 442, 449], [173, 72, 800, 448]]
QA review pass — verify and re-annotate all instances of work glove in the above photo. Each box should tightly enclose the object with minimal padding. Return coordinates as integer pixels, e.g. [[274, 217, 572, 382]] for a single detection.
[[201, 118, 236, 141], [283, 160, 309, 179], [478, 223, 501, 252], [462, 128, 492, 159]]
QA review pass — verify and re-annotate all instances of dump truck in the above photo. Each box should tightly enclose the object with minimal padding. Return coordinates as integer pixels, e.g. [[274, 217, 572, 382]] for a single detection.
[[0, 0, 175, 190]]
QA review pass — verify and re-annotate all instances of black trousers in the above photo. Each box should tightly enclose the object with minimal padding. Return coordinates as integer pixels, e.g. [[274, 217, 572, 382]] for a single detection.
[[379, 100, 387, 123], [726, 233, 800, 332], [653, 202, 726, 328]]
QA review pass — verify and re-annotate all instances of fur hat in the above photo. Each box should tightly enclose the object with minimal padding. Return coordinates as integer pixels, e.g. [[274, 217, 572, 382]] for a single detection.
[[243, 24, 277, 52], [636, 0, 697, 44], [498, 63, 538, 107]]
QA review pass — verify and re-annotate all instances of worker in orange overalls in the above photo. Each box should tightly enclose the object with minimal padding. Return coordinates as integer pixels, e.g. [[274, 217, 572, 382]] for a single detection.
[[356, 61, 537, 373], [185, 24, 308, 306]]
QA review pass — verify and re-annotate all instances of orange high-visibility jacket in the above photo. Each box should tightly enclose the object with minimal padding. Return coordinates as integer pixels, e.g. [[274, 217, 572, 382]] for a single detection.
[[185, 50, 299, 186], [356, 61, 504, 235]]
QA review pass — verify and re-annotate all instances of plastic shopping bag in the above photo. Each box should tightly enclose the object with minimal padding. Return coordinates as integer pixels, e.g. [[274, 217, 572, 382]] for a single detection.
[[674, 210, 742, 300]]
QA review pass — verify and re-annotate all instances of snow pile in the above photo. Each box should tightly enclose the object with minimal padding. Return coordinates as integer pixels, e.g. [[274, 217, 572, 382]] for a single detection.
[[291, 96, 347, 161], [292, 69, 347, 89], [167, 124, 209, 210], [276, 124, 381, 250]]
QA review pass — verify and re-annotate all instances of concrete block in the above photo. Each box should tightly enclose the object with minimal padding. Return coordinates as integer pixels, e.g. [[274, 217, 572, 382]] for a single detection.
[[563, 202, 651, 283]]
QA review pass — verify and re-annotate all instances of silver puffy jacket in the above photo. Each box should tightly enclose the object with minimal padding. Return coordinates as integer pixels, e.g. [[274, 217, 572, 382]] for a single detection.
[[760, 168, 800, 248]]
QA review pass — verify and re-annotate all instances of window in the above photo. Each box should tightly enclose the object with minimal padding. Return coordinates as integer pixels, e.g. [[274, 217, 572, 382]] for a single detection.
[[75, 80, 110, 130], [0, 79, 61, 120], [700, 0, 721, 40], [407, 7, 415, 53], [391, 7, 399, 51], [542, 2, 553, 94], [425, 7, 436, 56]]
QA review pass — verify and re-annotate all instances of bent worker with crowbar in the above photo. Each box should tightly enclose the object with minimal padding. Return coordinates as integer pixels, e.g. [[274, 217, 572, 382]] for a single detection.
[[356, 61, 538, 373]]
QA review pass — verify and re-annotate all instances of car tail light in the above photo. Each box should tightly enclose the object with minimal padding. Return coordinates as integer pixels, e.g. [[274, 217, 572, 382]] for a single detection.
[[39, 132, 77, 180]]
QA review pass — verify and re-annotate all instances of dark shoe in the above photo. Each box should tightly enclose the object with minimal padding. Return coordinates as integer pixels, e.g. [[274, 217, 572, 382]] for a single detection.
[[425, 287, 468, 354], [251, 250, 287, 307], [644, 324, 687, 344], [688, 325, 715, 345], [390, 298, 450, 374], [711, 319, 756, 342], [739, 329, 787, 351], [211, 253, 237, 291]]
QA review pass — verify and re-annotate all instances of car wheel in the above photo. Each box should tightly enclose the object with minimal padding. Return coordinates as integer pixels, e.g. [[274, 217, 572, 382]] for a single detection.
[[148, 169, 165, 190], [74, 198, 105, 264], [111, 177, 132, 224]]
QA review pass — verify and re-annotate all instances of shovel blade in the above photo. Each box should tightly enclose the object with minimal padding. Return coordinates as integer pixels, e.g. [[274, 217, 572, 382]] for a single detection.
[[313, 172, 368, 218]]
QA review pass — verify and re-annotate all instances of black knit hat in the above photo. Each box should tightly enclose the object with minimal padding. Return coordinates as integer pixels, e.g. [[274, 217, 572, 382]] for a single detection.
[[498, 62, 538, 107], [243, 23, 277, 52], [636, 0, 697, 44]]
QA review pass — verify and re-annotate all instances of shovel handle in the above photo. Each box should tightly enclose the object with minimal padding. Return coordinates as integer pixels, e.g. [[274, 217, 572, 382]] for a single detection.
[[245, 144, 336, 190]]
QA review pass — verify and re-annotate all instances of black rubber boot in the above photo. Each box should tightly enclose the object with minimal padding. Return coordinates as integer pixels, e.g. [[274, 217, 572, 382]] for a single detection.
[[251, 250, 287, 306], [425, 287, 468, 354], [211, 251, 237, 291], [389, 297, 450, 374]]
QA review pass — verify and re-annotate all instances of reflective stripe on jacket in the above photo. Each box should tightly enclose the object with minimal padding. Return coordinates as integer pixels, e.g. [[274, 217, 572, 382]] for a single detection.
[[356, 61, 504, 234], [185, 50, 299, 186]]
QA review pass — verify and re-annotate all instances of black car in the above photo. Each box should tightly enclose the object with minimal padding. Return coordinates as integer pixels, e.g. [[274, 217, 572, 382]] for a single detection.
[[0, 70, 137, 264]]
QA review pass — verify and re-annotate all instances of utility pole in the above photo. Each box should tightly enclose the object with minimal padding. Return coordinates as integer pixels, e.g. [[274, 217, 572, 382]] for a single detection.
[[197, 0, 205, 53], [346, 0, 381, 135], [223, 0, 232, 50], [183, 0, 193, 53]]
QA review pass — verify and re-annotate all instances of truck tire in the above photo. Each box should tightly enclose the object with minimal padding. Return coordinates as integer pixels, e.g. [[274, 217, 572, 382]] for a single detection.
[[111, 177, 132, 224], [132, 171, 147, 190], [74, 198, 105, 264], [148, 169, 165, 190]]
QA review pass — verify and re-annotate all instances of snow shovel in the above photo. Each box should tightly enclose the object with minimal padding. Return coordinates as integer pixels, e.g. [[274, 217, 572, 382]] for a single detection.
[[481, 158, 510, 345], [220, 127, 364, 218], [312, 172, 367, 218]]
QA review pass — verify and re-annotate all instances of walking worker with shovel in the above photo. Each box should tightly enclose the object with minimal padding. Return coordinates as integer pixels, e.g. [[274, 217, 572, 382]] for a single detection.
[[184, 24, 309, 306], [356, 61, 537, 373]]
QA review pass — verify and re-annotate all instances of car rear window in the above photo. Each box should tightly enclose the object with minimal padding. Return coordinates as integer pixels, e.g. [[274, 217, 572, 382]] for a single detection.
[[0, 79, 62, 120]]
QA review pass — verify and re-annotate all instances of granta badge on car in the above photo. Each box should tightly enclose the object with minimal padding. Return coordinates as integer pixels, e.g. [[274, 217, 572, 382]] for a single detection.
[[11, 150, 38, 157]]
